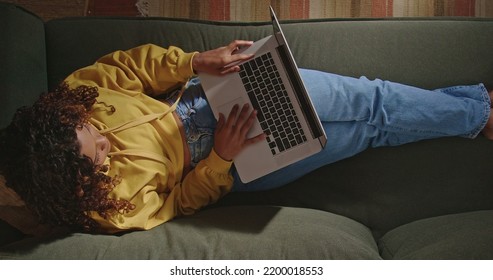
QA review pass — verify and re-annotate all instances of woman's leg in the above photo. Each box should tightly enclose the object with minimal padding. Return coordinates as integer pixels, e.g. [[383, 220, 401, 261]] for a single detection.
[[232, 69, 490, 191], [303, 69, 490, 141]]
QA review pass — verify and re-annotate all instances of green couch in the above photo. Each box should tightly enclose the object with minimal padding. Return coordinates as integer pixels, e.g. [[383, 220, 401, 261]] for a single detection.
[[1, 2, 492, 259]]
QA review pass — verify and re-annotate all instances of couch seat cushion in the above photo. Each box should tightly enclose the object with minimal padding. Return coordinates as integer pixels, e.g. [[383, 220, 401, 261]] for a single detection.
[[378, 210, 493, 259], [0, 206, 380, 259]]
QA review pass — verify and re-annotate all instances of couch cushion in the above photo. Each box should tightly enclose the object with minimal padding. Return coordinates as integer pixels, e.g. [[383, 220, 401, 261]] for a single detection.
[[45, 18, 493, 91], [378, 210, 493, 259], [0, 206, 381, 259]]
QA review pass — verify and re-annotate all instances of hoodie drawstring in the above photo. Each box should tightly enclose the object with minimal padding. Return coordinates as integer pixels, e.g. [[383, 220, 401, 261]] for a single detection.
[[99, 79, 190, 188]]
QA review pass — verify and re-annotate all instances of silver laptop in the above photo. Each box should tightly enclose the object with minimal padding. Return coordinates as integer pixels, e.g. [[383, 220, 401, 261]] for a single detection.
[[199, 6, 327, 183]]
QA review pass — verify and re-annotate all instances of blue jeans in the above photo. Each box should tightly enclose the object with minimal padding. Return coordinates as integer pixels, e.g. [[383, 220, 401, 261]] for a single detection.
[[167, 78, 216, 169], [173, 69, 490, 192]]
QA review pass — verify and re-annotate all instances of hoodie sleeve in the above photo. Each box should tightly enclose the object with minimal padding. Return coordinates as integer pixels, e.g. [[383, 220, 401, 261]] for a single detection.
[[90, 148, 234, 233], [172, 148, 234, 215], [66, 44, 197, 96]]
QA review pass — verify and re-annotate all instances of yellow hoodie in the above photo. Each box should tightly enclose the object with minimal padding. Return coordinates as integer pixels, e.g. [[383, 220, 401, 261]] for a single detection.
[[65, 44, 233, 232]]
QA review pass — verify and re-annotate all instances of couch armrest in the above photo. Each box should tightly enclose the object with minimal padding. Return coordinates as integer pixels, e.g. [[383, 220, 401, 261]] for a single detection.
[[0, 3, 47, 128]]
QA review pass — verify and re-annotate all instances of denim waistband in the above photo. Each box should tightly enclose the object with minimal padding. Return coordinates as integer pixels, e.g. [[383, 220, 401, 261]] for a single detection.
[[166, 79, 217, 168]]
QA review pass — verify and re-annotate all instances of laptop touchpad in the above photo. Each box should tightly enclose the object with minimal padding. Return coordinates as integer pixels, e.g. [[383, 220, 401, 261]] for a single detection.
[[217, 97, 263, 137]]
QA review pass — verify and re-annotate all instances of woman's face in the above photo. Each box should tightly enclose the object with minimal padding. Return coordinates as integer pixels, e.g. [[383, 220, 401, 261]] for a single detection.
[[76, 124, 111, 165]]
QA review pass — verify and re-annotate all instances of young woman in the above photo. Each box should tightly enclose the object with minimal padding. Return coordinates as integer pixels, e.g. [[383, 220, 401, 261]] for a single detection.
[[1, 41, 491, 233]]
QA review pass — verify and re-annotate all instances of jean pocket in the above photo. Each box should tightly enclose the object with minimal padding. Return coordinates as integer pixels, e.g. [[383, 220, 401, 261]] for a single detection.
[[188, 128, 214, 167]]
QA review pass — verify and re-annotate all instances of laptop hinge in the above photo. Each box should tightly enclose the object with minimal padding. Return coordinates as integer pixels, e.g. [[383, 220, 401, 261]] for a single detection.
[[275, 45, 325, 140]]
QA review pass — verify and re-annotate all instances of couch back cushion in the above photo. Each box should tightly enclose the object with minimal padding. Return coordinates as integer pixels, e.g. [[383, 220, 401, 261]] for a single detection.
[[0, 3, 47, 129], [45, 17, 493, 89]]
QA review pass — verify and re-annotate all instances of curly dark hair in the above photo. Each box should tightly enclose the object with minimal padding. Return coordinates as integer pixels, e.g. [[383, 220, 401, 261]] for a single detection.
[[0, 83, 134, 232]]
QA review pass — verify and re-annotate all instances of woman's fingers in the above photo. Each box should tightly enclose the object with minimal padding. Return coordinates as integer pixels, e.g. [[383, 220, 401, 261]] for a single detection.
[[228, 104, 265, 140], [228, 40, 254, 52], [214, 103, 265, 161], [226, 104, 240, 128], [193, 40, 254, 76]]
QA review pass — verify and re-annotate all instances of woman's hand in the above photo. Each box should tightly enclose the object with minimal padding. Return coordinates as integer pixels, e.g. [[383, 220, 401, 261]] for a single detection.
[[192, 40, 254, 76], [214, 104, 265, 161]]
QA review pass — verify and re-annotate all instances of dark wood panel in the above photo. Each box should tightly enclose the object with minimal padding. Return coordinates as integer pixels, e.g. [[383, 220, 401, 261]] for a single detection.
[[3, 0, 86, 21], [86, 0, 139, 17], [3, 0, 139, 21]]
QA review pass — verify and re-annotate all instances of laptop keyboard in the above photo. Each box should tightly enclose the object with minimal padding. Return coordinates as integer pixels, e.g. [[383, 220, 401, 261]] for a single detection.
[[239, 52, 307, 155]]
